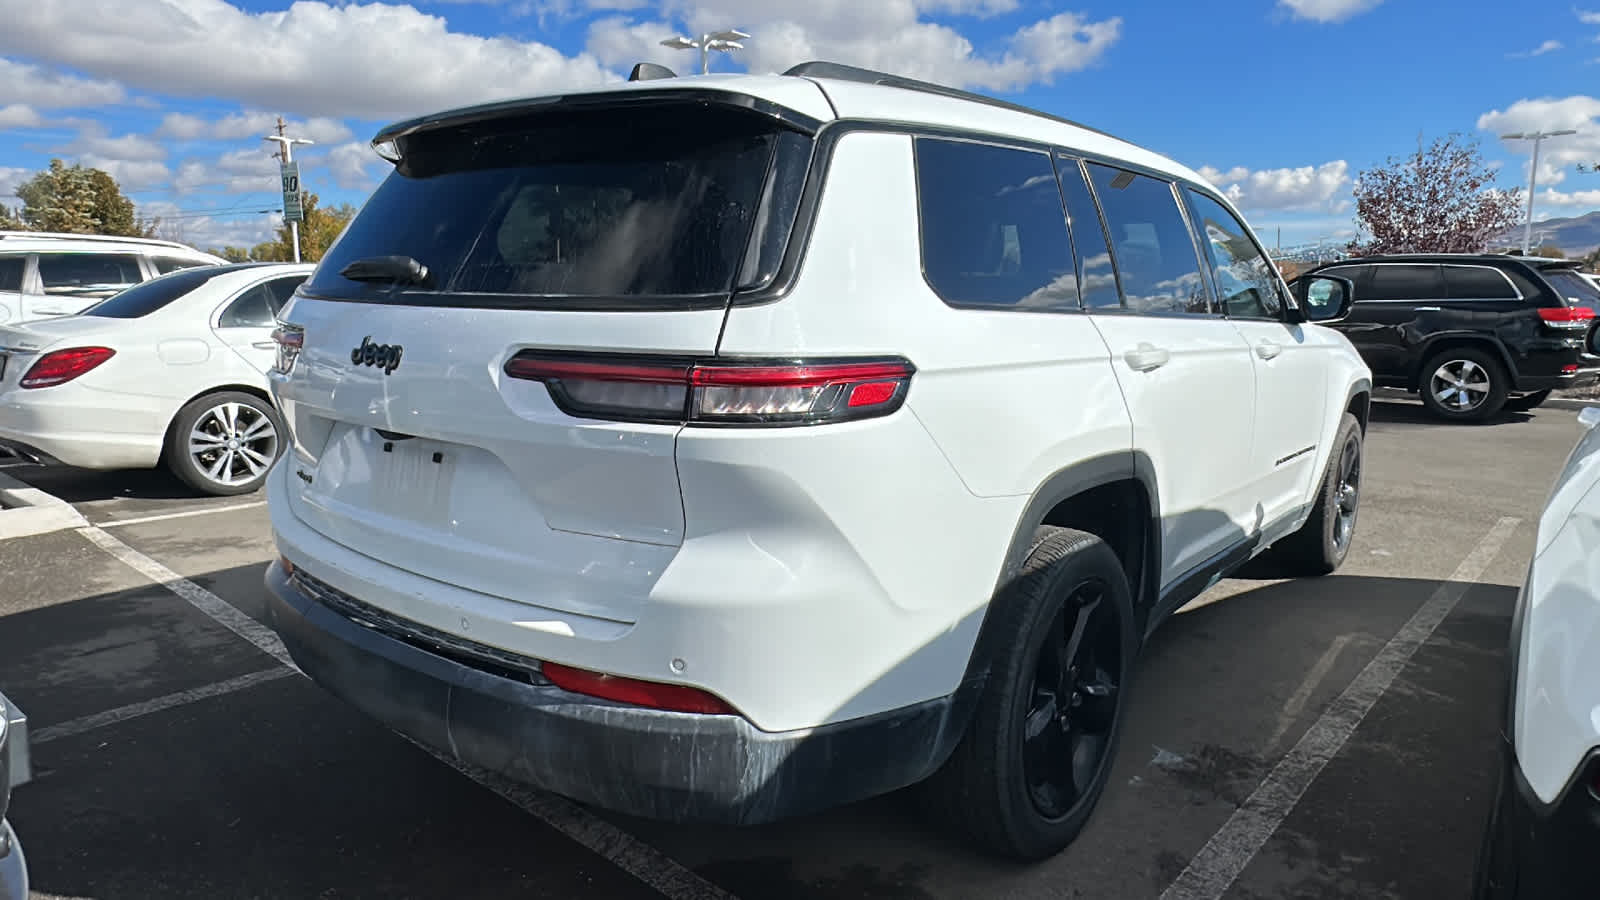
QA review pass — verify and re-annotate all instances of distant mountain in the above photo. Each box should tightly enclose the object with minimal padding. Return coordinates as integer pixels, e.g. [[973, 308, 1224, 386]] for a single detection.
[[1497, 211, 1600, 257]]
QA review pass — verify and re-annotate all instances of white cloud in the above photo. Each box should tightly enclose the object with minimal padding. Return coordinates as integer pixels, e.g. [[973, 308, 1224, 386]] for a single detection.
[[156, 112, 209, 141], [1277, 0, 1383, 23], [588, 5, 1121, 92], [0, 0, 616, 120], [139, 200, 278, 251], [156, 110, 353, 144], [1534, 187, 1600, 208], [174, 148, 280, 195], [0, 104, 41, 129], [78, 155, 171, 192], [1509, 39, 1563, 57], [0, 166, 27, 202], [65, 124, 167, 162], [1580, 8, 1600, 24], [318, 141, 383, 191], [0, 57, 124, 108], [1197, 161, 1352, 213]]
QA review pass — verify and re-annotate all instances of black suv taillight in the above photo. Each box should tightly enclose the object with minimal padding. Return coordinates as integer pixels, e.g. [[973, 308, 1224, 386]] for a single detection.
[[503, 352, 914, 426]]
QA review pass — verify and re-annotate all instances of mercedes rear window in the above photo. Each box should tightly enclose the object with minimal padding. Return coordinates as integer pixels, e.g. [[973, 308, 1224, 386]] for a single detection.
[[83, 267, 221, 318], [305, 101, 811, 307]]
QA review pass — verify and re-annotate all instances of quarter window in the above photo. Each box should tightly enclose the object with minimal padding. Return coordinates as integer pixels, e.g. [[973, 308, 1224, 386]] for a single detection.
[[915, 138, 1079, 311], [1085, 163, 1211, 315], [1185, 189, 1282, 318], [220, 276, 306, 328], [1441, 266, 1517, 299], [0, 257, 22, 293]]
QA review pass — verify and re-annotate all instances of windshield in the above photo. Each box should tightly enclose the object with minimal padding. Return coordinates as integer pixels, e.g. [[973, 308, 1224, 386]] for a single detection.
[[83, 267, 220, 318], [305, 101, 809, 307], [1544, 268, 1600, 309]]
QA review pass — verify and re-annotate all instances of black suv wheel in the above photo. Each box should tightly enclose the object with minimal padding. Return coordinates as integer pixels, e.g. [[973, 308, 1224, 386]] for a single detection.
[[1419, 347, 1508, 422]]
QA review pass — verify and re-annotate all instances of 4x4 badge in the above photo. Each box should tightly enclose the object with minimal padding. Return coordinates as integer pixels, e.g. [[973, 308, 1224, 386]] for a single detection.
[[351, 336, 403, 375]]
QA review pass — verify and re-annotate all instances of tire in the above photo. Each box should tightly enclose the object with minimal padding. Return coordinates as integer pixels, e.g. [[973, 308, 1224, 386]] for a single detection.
[[1266, 412, 1363, 576], [922, 526, 1136, 860], [164, 390, 285, 496], [1419, 347, 1509, 422], [1502, 389, 1552, 413]]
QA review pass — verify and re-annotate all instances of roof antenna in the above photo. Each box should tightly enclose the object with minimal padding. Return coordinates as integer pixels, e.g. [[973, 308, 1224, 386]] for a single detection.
[[629, 62, 677, 81]]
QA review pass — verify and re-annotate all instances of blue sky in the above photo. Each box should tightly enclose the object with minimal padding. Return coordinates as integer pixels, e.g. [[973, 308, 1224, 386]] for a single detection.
[[0, 0, 1596, 252]]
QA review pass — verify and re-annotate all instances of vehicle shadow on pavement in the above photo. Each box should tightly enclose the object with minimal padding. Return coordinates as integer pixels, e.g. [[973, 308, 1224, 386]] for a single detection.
[[1, 463, 230, 503], [0, 566, 1511, 900], [1369, 399, 1533, 427]]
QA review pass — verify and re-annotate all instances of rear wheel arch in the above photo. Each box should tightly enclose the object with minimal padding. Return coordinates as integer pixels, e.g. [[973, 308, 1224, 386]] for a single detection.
[[159, 383, 276, 457], [1410, 335, 1516, 390]]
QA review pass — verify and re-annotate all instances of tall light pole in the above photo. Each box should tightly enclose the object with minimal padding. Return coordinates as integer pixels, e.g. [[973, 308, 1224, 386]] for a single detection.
[[1501, 129, 1577, 254], [659, 29, 750, 74], [264, 117, 313, 263]]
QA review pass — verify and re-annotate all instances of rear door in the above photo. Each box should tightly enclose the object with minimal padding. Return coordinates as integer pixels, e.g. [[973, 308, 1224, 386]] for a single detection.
[[271, 96, 817, 623], [212, 274, 306, 375]]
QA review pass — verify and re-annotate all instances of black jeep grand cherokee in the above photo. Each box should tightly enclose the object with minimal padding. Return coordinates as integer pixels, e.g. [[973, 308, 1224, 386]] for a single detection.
[[1293, 254, 1600, 422]]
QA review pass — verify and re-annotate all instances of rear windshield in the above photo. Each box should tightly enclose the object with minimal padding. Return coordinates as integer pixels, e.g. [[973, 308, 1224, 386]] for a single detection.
[[84, 267, 220, 318], [304, 101, 810, 307], [1543, 268, 1600, 308]]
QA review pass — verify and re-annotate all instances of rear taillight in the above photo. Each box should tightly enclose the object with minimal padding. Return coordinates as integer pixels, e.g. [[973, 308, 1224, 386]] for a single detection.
[[271, 324, 303, 375], [542, 662, 736, 715], [20, 346, 115, 389], [503, 353, 915, 426], [1538, 306, 1595, 329]]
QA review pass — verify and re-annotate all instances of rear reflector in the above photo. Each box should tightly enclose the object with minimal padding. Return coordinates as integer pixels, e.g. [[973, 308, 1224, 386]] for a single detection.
[[20, 346, 115, 389], [1539, 307, 1596, 328], [504, 353, 914, 426], [1564, 364, 1580, 374], [542, 662, 736, 715]]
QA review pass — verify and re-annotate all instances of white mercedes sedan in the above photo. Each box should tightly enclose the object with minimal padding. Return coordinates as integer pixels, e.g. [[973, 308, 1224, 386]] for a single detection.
[[0, 262, 312, 495]]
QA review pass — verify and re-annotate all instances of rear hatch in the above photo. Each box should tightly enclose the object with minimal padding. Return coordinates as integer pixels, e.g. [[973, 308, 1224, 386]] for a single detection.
[[273, 89, 821, 623], [1537, 263, 1600, 353]]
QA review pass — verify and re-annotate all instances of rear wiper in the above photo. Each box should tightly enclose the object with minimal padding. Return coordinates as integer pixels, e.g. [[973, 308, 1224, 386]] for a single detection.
[[339, 255, 434, 288]]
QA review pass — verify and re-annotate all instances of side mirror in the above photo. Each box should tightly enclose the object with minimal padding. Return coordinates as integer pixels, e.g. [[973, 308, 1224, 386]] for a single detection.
[[1287, 274, 1355, 323]]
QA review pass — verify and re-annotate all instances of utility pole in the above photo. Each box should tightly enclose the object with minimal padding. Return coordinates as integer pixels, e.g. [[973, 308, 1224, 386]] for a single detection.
[[1501, 129, 1577, 255], [264, 117, 313, 263]]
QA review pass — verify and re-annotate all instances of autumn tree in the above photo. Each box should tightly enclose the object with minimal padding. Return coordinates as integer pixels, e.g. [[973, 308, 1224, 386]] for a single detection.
[[11, 159, 157, 237], [1347, 133, 1523, 256]]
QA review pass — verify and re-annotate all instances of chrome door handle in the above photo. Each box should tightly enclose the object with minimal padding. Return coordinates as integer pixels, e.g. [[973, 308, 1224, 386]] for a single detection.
[[252, 341, 277, 349], [1255, 340, 1283, 360], [1124, 343, 1171, 372], [1414, 306, 1441, 312]]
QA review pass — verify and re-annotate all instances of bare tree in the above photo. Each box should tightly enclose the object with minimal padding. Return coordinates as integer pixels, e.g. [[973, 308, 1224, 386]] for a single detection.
[[1348, 133, 1523, 256]]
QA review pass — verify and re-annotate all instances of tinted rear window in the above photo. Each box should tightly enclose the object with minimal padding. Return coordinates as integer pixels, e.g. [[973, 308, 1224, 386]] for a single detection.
[[84, 267, 219, 318], [305, 102, 808, 306], [1442, 265, 1517, 299], [1543, 269, 1600, 307]]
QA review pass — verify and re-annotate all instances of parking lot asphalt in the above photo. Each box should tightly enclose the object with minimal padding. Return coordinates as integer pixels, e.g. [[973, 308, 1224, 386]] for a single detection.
[[0, 396, 1578, 899]]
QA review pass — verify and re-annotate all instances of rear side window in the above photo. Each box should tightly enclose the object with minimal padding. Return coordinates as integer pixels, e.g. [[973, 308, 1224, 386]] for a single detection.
[[1442, 266, 1517, 299], [1085, 163, 1210, 315], [220, 275, 306, 327], [0, 256, 22, 293], [84, 267, 219, 318], [915, 138, 1078, 311], [37, 253, 143, 297], [154, 256, 210, 274], [306, 102, 808, 306], [1366, 264, 1444, 301], [1057, 158, 1120, 310]]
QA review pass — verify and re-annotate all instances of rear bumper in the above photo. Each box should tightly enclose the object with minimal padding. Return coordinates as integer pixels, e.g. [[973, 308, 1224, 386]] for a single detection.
[[1475, 737, 1600, 899], [265, 559, 970, 825], [0, 391, 162, 470], [1512, 352, 1600, 392]]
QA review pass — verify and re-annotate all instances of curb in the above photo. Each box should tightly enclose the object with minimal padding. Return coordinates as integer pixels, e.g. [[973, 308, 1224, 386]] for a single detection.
[[1548, 397, 1600, 410], [0, 470, 87, 540]]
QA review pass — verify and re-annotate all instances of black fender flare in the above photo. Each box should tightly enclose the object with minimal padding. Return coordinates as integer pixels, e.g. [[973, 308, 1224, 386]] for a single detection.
[[1412, 334, 1519, 387]]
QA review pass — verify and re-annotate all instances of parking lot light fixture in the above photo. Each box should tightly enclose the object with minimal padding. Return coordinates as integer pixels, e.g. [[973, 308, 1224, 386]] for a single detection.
[[1501, 129, 1579, 254], [659, 29, 751, 74]]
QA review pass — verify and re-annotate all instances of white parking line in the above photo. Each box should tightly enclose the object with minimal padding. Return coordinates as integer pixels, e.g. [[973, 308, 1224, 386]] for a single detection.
[[1266, 634, 1353, 753], [98, 502, 267, 529], [75, 520, 737, 900], [1159, 516, 1521, 900], [33, 669, 296, 744]]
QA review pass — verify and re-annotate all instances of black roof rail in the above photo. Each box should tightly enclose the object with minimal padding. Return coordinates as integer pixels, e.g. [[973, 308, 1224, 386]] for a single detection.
[[781, 60, 1123, 142]]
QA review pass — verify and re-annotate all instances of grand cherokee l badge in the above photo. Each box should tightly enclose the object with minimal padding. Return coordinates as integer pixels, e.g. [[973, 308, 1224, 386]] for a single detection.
[[351, 336, 403, 374]]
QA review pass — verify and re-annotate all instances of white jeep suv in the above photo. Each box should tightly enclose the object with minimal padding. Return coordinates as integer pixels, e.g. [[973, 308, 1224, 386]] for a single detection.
[[262, 61, 1373, 860]]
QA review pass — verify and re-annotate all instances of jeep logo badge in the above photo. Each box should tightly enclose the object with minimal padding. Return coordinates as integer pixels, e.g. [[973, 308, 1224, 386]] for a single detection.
[[351, 336, 403, 375]]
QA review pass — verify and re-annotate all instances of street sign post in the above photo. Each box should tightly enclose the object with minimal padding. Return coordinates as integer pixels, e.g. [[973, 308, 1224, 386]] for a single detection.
[[280, 161, 303, 224]]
